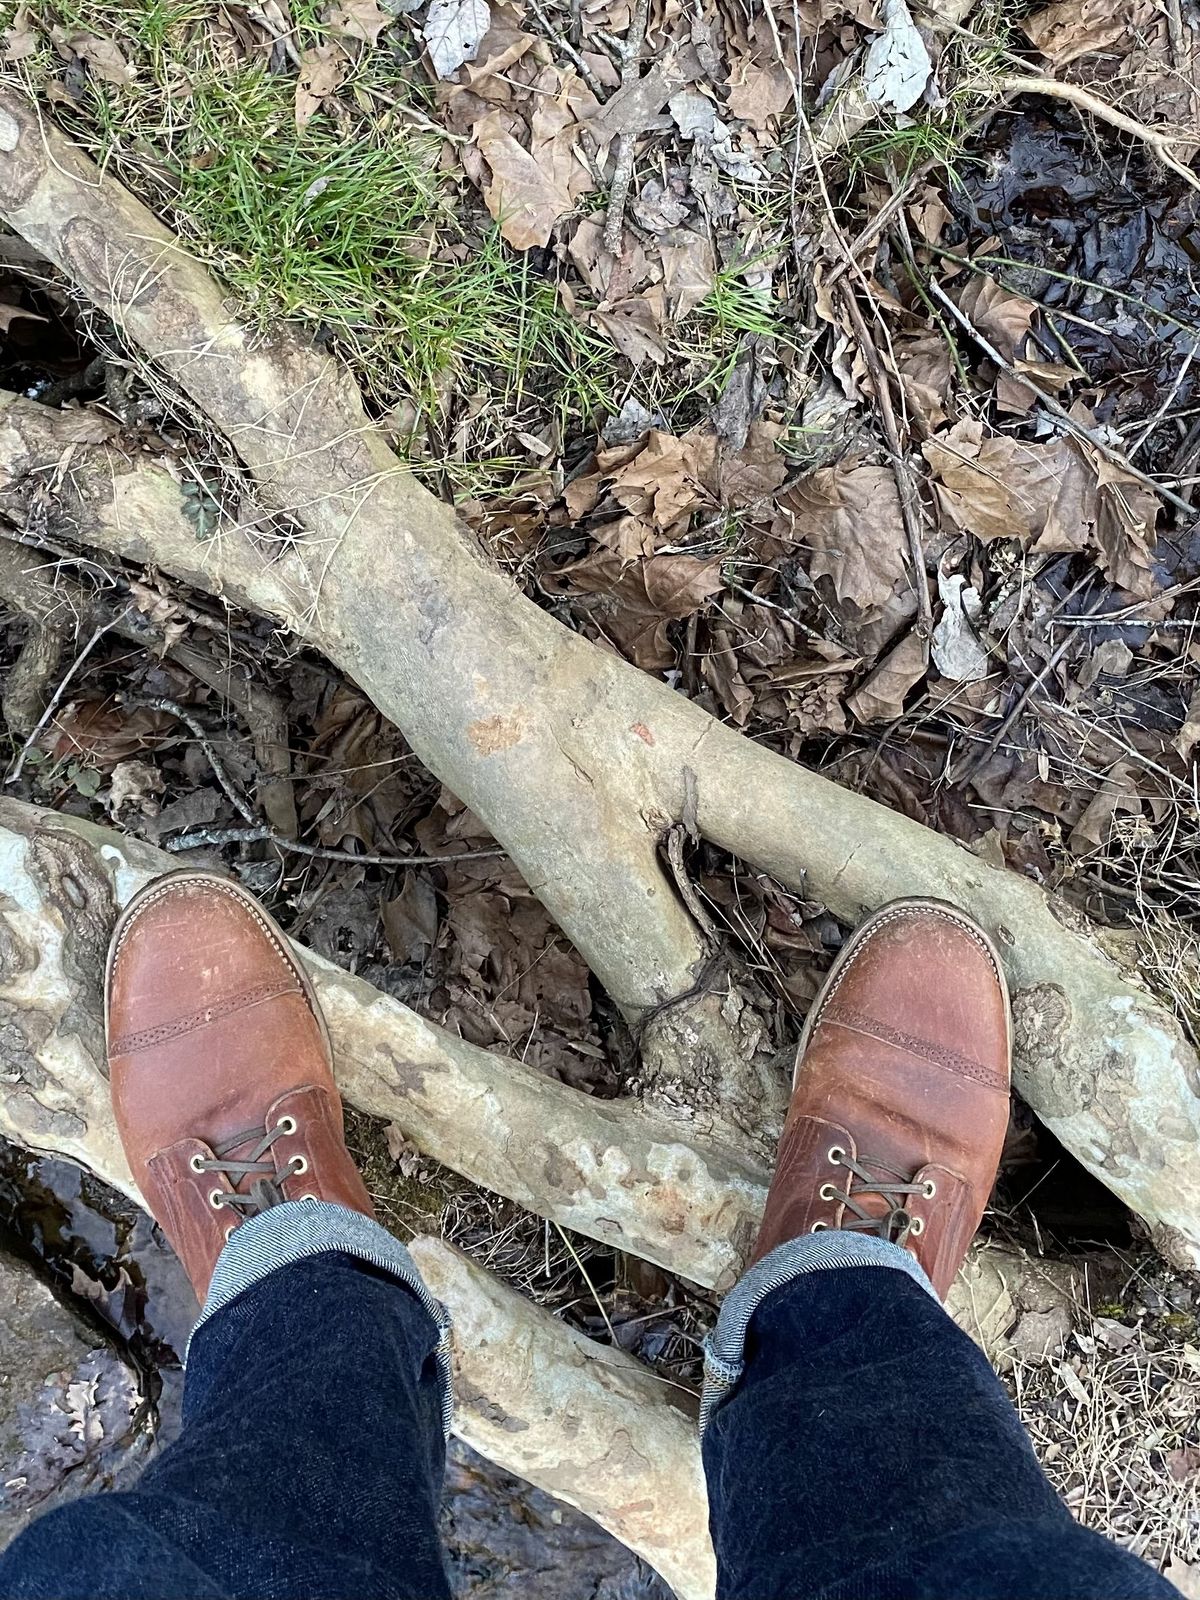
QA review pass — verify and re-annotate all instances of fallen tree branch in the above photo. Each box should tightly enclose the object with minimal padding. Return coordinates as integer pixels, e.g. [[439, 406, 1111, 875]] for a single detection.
[[409, 1236, 715, 1600], [2, 104, 1200, 1264]]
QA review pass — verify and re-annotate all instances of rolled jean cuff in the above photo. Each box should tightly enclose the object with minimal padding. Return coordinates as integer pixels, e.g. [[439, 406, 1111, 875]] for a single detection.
[[190, 1199, 454, 1437], [699, 1231, 937, 1435]]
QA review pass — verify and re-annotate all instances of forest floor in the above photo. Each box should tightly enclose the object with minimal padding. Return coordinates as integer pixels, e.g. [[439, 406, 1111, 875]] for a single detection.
[[2, 0, 1200, 1584]]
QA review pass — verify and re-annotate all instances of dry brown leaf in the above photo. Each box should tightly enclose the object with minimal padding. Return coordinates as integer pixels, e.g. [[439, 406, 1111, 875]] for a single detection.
[[718, 421, 788, 509], [328, 0, 392, 44], [53, 28, 134, 83], [2, 6, 37, 62], [476, 118, 573, 247], [1068, 760, 1140, 855], [1090, 452, 1159, 597], [923, 422, 1092, 546], [295, 41, 348, 128], [606, 428, 718, 538], [383, 872, 440, 962], [924, 422, 1159, 596], [894, 328, 954, 430], [473, 92, 595, 248], [1021, 0, 1152, 65], [462, 4, 537, 87], [659, 227, 716, 320], [46, 700, 169, 768], [725, 56, 794, 128], [591, 293, 669, 365], [995, 359, 1076, 417], [556, 549, 724, 667], [845, 629, 928, 722], [781, 463, 909, 614], [957, 275, 1037, 363]]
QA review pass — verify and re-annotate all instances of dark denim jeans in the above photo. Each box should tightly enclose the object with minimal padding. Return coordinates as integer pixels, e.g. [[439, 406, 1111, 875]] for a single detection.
[[0, 1249, 1177, 1600]]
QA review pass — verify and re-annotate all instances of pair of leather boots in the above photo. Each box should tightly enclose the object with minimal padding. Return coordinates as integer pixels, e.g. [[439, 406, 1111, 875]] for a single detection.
[[108, 874, 1009, 1304]]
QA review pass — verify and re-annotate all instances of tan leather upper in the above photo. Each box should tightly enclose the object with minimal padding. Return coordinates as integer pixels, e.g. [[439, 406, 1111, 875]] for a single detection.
[[107, 872, 373, 1301], [751, 900, 1012, 1298]]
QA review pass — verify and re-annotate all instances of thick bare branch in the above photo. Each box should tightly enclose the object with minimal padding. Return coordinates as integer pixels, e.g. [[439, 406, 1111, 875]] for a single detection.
[[410, 1236, 715, 1600]]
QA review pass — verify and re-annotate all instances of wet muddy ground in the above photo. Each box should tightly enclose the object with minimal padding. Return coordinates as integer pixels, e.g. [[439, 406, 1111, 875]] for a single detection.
[[0, 1139, 669, 1596]]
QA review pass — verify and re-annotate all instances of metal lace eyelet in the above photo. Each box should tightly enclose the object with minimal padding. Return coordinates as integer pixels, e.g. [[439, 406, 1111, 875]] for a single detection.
[[224, 1225, 236, 1242], [819, 1183, 836, 1201], [923, 1180, 937, 1199], [208, 1188, 225, 1209], [909, 1216, 925, 1235], [810, 1220, 828, 1232], [827, 1146, 845, 1164], [277, 1115, 298, 1135], [189, 1154, 206, 1173], [289, 1155, 309, 1177]]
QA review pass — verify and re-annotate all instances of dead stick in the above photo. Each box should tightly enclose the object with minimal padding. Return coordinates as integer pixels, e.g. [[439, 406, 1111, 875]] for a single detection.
[[5, 605, 131, 784], [132, 697, 506, 868], [602, 0, 650, 255], [839, 284, 934, 638]]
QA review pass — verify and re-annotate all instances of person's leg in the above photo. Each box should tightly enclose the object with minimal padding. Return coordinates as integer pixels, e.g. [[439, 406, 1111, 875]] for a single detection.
[[703, 1240, 1176, 1599], [702, 899, 1177, 1600], [0, 1213, 453, 1600], [0, 872, 454, 1599]]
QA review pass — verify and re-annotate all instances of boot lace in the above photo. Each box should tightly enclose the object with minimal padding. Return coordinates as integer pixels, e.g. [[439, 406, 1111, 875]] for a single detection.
[[190, 1120, 305, 1219], [819, 1147, 935, 1245]]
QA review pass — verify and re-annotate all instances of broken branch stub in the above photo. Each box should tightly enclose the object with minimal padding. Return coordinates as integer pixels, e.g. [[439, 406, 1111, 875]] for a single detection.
[[1, 94, 1200, 1261]]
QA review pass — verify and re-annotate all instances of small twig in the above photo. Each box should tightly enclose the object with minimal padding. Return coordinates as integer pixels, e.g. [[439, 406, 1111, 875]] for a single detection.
[[929, 279, 1196, 517], [602, 0, 650, 256], [133, 697, 506, 868], [958, 590, 1110, 783], [1001, 75, 1200, 196], [553, 1222, 617, 1345], [838, 284, 935, 638], [6, 607, 131, 785], [524, 0, 606, 95], [167, 822, 503, 866], [629, 947, 731, 1045], [1127, 341, 1199, 461], [665, 824, 720, 946]]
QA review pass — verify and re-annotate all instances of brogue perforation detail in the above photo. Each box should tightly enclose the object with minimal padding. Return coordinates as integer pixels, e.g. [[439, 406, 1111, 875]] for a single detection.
[[822, 1006, 1009, 1091], [110, 978, 299, 1055]]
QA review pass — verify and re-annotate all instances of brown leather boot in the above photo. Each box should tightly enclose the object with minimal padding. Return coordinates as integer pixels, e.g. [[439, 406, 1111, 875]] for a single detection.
[[751, 898, 1011, 1298], [107, 870, 374, 1301]]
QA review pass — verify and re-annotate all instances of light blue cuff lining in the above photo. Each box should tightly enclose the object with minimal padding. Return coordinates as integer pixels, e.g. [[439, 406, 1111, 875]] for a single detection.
[[190, 1199, 454, 1437], [699, 1230, 937, 1435]]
